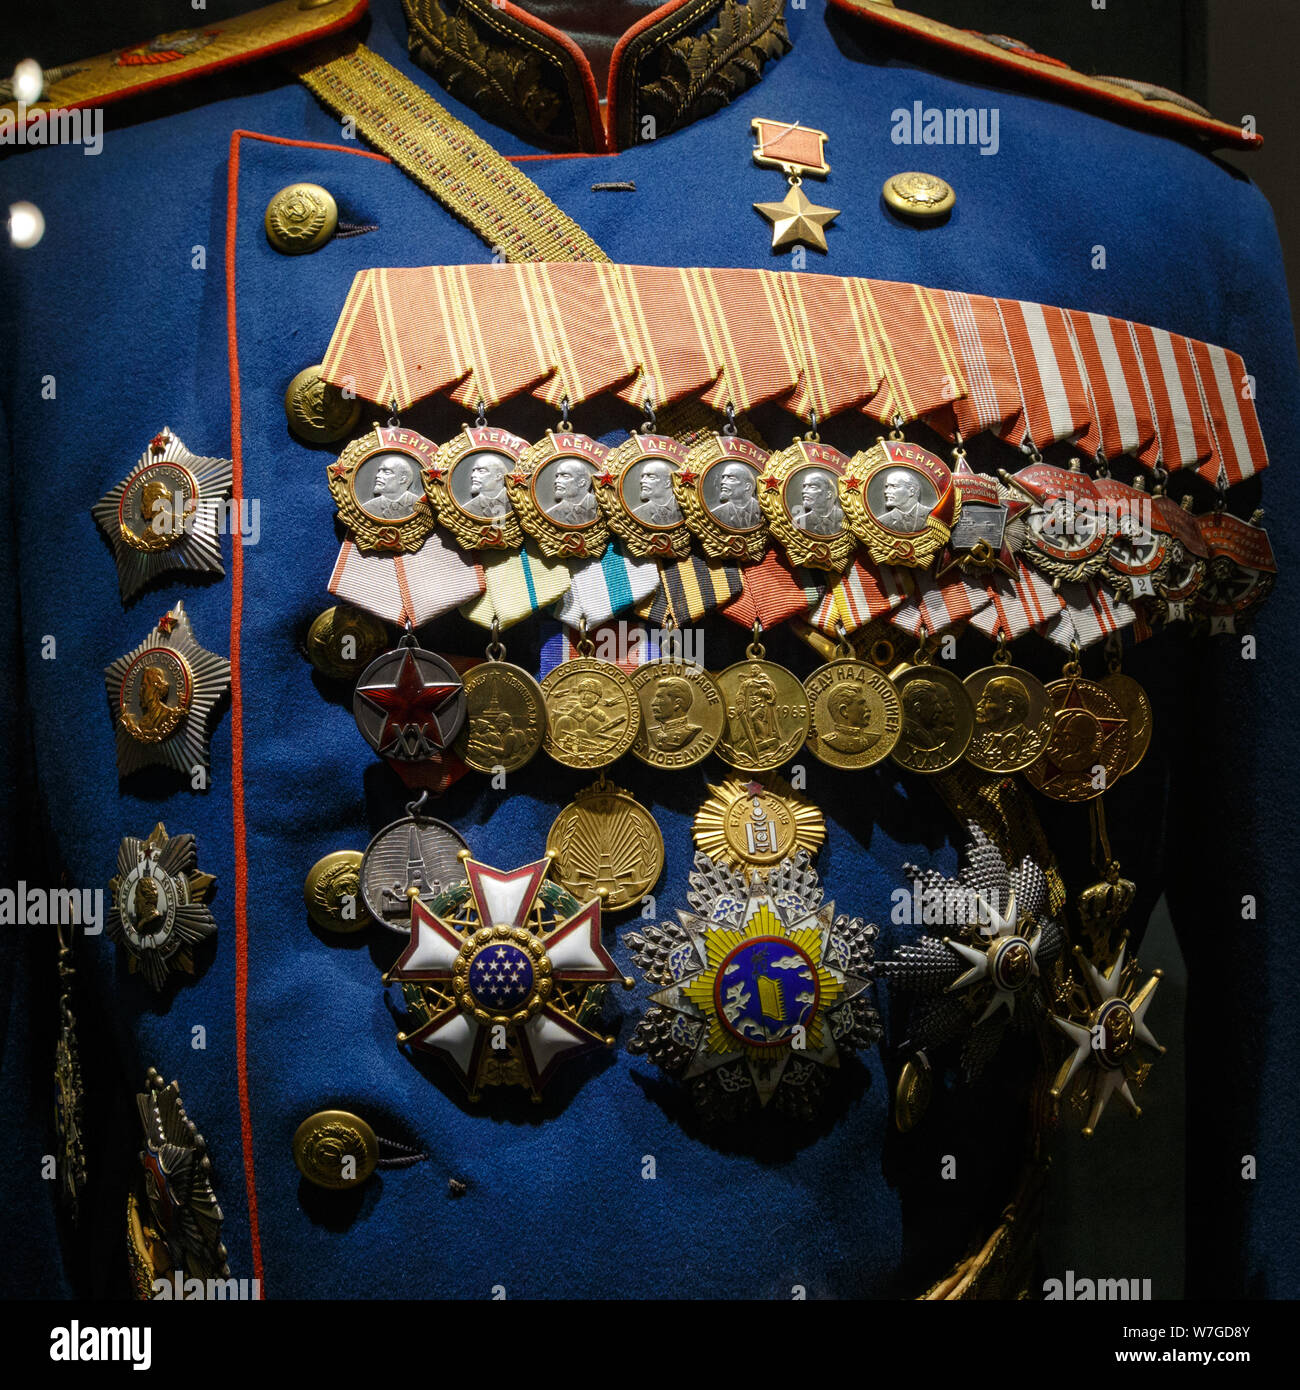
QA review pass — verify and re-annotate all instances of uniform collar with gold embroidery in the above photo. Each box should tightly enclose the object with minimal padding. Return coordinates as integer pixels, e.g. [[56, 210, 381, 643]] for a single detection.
[[401, 0, 791, 153]]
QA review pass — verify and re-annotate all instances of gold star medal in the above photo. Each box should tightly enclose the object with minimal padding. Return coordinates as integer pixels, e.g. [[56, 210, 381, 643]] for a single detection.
[[751, 118, 840, 253]]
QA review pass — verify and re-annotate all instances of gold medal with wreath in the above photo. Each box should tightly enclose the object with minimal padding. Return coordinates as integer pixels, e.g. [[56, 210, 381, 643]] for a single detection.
[[325, 425, 439, 554], [759, 436, 856, 571], [673, 432, 770, 562], [841, 434, 960, 568], [424, 423, 527, 550], [506, 429, 611, 559]]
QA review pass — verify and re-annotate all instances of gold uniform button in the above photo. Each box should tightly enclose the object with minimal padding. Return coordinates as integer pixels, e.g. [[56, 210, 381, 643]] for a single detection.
[[265, 182, 338, 254], [284, 363, 361, 444], [293, 1110, 379, 1190], [303, 848, 366, 933], [882, 171, 955, 220], [305, 605, 388, 683]]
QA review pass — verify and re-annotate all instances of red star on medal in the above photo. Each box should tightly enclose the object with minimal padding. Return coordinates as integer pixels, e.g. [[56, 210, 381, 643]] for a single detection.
[[356, 648, 462, 755], [595, 471, 616, 489], [1035, 675, 1127, 782], [761, 475, 782, 493], [843, 477, 862, 491], [157, 610, 178, 635], [425, 465, 444, 483], [678, 469, 698, 486], [149, 433, 169, 455]]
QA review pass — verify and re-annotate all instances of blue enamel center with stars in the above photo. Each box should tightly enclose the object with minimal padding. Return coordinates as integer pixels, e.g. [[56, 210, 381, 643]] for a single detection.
[[468, 942, 535, 1011]]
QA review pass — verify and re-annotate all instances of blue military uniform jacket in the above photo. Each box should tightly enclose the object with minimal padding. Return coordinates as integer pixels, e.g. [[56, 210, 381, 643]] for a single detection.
[[1, 0, 1297, 1300]]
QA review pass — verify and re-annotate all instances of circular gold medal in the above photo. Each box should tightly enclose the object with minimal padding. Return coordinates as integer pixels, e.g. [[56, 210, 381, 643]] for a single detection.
[[305, 605, 388, 682], [1099, 673, 1152, 776], [889, 664, 974, 773], [1023, 675, 1129, 801], [714, 657, 810, 772], [804, 657, 902, 768], [963, 663, 1055, 773], [630, 660, 724, 768], [454, 658, 546, 773], [693, 774, 825, 870], [303, 850, 365, 933], [540, 657, 639, 768], [546, 778, 665, 911]]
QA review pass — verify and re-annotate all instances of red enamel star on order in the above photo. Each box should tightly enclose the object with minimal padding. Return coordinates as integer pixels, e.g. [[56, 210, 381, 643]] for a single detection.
[[356, 649, 461, 753]]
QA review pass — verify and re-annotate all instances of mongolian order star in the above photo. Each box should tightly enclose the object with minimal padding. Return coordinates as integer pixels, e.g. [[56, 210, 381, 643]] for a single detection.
[[355, 647, 461, 758], [1050, 937, 1164, 1137], [626, 852, 880, 1121], [753, 184, 840, 253], [879, 822, 1064, 1080], [387, 857, 632, 1100]]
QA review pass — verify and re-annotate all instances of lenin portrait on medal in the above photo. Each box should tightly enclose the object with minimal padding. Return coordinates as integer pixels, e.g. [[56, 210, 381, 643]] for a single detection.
[[353, 450, 428, 522], [702, 460, 762, 530], [450, 449, 514, 520], [866, 466, 938, 535], [535, 456, 600, 527]]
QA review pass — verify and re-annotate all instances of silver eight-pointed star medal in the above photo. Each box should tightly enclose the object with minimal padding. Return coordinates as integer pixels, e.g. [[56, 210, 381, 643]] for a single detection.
[[104, 601, 230, 779], [107, 824, 217, 990], [92, 428, 233, 602]]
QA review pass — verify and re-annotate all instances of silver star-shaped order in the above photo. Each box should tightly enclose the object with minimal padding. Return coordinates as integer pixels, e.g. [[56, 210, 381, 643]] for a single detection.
[[626, 852, 880, 1123], [879, 822, 1064, 1080], [92, 428, 233, 603], [1050, 938, 1164, 1136], [137, 1068, 228, 1280], [103, 601, 230, 780], [107, 824, 217, 991]]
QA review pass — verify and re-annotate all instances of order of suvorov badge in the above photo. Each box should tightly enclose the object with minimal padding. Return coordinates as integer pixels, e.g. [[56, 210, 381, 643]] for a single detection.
[[92, 428, 233, 602], [105, 602, 230, 779]]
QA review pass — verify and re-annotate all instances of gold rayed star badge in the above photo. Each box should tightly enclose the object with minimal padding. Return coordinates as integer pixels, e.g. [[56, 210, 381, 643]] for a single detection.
[[754, 184, 841, 252]]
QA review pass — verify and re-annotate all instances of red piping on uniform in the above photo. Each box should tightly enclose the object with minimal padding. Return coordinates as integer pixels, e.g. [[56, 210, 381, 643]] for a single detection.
[[495, 1, 608, 150], [606, 0, 695, 147]]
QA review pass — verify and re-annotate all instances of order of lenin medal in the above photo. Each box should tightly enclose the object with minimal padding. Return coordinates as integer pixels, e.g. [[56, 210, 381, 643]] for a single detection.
[[842, 437, 959, 568]]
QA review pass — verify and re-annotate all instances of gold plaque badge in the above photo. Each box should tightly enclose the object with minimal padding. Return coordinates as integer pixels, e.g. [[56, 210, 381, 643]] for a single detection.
[[804, 655, 902, 769], [540, 649, 640, 769], [546, 776, 665, 912], [714, 635, 810, 772], [326, 425, 438, 553], [693, 774, 826, 871], [454, 639, 547, 774], [630, 658, 725, 768], [843, 436, 960, 567], [674, 433, 771, 562], [424, 423, 527, 550], [507, 430, 611, 559], [1023, 671, 1130, 801], [598, 432, 693, 558], [759, 437, 856, 571], [963, 657, 1055, 774], [889, 660, 975, 773]]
